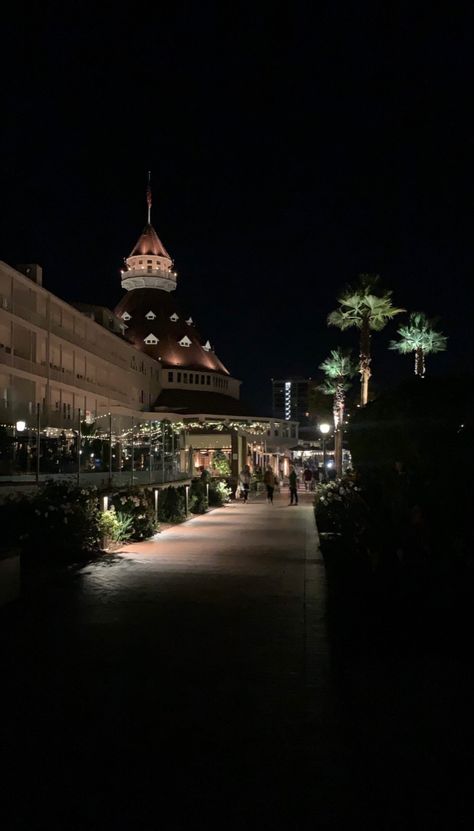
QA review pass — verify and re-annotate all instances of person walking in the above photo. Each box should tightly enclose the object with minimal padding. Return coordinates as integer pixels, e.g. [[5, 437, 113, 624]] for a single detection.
[[239, 464, 251, 502], [263, 465, 276, 503], [288, 464, 298, 505], [303, 466, 312, 491]]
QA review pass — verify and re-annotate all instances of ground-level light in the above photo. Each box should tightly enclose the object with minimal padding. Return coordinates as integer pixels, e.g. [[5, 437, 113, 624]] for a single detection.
[[16, 420, 26, 432]]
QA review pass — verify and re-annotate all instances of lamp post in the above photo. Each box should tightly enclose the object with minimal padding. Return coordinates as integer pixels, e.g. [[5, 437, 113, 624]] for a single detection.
[[318, 422, 331, 482], [14, 420, 26, 475]]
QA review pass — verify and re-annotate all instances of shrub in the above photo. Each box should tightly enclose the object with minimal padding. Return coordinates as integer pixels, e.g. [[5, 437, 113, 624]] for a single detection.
[[98, 508, 135, 543], [209, 479, 232, 506], [189, 480, 207, 514], [314, 477, 368, 538], [109, 488, 157, 540], [0, 480, 102, 561], [99, 509, 120, 542], [211, 449, 231, 476], [157, 486, 186, 523]]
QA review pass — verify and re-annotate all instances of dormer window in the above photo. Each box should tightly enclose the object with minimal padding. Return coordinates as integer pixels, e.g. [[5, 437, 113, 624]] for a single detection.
[[186, 317, 193, 325], [203, 340, 211, 351], [122, 312, 131, 321], [170, 313, 179, 322], [178, 335, 192, 348], [144, 333, 159, 345], [145, 311, 156, 320]]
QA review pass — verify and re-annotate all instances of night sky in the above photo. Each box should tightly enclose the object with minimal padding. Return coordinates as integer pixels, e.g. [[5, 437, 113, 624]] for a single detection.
[[1, 4, 471, 413]]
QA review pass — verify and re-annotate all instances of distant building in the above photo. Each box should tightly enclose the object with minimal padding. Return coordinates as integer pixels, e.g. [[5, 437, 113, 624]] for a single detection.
[[1, 184, 298, 484], [272, 377, 315, 425]]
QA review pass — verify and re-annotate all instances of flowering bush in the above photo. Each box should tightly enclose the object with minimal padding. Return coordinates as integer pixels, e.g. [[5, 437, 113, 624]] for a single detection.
[[314, 477, 368, 536], [0, 480, 102, 560], [109, 487, 157, 540]]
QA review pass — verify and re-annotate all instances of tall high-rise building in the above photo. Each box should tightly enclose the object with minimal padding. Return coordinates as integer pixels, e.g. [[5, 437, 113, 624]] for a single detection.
[[272, 377, 314, 424]]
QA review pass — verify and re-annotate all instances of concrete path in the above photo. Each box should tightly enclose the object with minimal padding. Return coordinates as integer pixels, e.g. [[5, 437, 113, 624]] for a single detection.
[[1, 491, 352, 829]]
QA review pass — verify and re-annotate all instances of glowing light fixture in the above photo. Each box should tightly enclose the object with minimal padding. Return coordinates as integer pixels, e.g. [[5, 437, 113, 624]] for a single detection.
[[319, 422, 331, 435], [16, 421, 26, 432]]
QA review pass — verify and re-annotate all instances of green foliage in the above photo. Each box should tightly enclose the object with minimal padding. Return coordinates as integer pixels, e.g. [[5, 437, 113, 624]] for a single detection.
[[390, 312, 447, 354], [98, 509, 119, 541], [0, 480, 101, 560], [208, 479, 232, 506], [211, 449, 231, 476], [328, 273, 404, 333], [115, 511, 135, 541], [314, 478, 368, 537], [389, 312, 447, 374], [319, 348, 357, 382], [189, 480, 207, 514], [109, 488, 157, 540], [157, 486, 186, 523], [99, 509, 135, 543]]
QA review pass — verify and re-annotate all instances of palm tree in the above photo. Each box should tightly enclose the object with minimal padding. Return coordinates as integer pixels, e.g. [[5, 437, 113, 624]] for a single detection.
[[319, 348, 357, 476], [389, 312, 447, 377], [328, 274, 404, 406]]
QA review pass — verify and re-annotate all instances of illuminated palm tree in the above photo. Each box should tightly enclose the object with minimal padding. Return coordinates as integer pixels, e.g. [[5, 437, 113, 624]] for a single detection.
[[389, 312, 447, 377], [328, 274, 404, 406], [319, 348, 357, 476]]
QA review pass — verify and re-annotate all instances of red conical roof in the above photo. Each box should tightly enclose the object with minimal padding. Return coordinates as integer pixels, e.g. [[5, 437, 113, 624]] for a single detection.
[[129, 224, 171, 259]]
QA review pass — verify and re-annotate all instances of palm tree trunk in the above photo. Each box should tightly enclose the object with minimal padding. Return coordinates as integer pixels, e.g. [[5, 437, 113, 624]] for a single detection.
[[334, 384, 345, 477], [360, 319, 371, 406], [415, 347, 425, 377]]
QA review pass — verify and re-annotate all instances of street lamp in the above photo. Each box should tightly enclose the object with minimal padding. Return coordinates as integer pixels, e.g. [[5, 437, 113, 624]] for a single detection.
[[319, 422, 331, 481]]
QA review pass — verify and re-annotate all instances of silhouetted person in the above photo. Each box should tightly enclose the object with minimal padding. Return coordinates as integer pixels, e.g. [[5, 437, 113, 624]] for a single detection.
[[263, 465, 275, 503], [289, 464, 298, 505], [239, 464, 251, 502]]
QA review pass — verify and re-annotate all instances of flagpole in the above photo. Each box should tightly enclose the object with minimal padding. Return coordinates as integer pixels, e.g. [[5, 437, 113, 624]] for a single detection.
[[147, 170, 152, 223]]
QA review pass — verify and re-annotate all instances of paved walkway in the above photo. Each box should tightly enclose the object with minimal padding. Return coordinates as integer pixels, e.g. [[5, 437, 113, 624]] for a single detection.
[[2, 491, 352, 828]]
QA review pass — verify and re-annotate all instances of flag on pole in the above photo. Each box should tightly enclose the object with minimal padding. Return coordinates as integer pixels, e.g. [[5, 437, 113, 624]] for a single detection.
[[146, 171, 152, 222]]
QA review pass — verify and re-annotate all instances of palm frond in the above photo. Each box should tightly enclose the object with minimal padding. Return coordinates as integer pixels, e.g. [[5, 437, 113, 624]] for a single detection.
[[328, 275, 403, 332], [319, 347, 357, 380], [390, 311, 447, 355]]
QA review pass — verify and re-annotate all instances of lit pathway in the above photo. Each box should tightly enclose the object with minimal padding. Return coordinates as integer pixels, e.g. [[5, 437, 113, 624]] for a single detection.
[[2, 490, 350, 828]]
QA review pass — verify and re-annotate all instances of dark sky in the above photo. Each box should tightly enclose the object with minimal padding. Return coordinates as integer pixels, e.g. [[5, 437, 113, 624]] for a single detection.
[[1, 3, 471, 412]]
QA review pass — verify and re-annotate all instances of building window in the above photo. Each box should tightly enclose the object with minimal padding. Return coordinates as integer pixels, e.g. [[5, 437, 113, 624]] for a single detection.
[[168, 371, 173, 382], [201, 375, 205, 384], [183, 373, 188, 383], [195, 374, 199, 383], [177, 372, 181, 382], [207, 376, 211, 385], [189, 374, 193, 384]]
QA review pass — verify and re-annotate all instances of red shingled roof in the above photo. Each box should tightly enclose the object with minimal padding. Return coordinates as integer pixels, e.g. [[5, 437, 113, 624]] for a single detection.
[[129, 223, 171, 259], [114, 288, 229, 374]]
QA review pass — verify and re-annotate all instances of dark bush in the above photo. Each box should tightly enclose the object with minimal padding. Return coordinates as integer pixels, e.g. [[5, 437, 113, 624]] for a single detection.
[[189, 480, 207, 514], [0, 480, 101, 561], [157, 486, 186, 523]]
